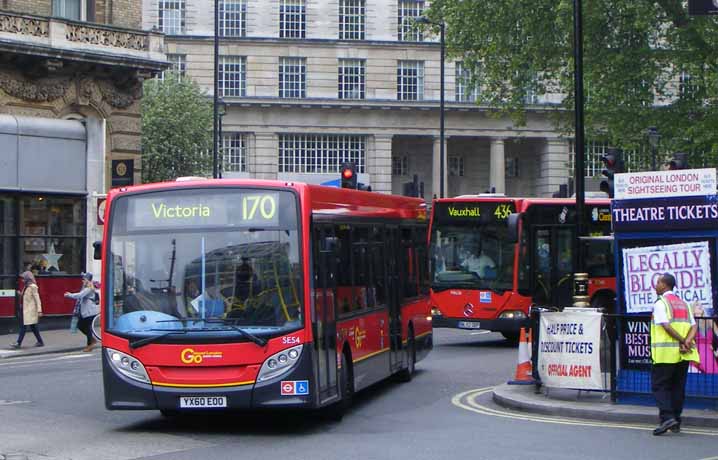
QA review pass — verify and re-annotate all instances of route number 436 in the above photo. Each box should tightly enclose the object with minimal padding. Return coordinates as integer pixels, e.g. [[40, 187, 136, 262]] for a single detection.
[[494, 204, 512, 220]]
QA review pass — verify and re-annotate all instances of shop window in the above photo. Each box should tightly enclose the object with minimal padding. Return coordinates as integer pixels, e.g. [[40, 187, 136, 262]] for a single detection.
[[19, 196, 85, 275]]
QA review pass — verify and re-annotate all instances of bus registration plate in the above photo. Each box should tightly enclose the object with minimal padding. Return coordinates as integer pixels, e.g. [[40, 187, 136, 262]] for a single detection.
[[179, 396, 227, 408], [458, 321, 481, 329]]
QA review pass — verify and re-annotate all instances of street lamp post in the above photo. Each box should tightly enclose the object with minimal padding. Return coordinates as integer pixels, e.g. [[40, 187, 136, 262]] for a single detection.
[[416, 17, 446, 198], [212, 0, 221, 179], [218, 99, 226, 178], [647, 126, 660, 171]]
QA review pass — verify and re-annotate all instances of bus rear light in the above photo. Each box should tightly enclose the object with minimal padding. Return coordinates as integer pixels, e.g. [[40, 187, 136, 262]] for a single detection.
[[107, 348, 150, 384], [257, 345, 303, 383], [499, 311, 527, 320]]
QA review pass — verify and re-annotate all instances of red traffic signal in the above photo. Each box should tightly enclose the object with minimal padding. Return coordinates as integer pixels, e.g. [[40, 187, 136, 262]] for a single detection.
[[340, 162, 357, 189]]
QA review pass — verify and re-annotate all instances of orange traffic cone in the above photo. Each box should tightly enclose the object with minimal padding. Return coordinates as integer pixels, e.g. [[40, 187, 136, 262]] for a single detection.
[[508, 327, 535, 385]]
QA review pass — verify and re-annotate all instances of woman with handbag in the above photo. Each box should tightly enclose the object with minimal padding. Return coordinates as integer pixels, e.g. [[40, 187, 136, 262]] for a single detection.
[[64, 272, 100, 352], [9, 271, 44, 349]]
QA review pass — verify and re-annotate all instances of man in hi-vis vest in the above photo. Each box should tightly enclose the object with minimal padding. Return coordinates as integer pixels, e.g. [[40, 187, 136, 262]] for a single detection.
[[651, 273, 700, 436]]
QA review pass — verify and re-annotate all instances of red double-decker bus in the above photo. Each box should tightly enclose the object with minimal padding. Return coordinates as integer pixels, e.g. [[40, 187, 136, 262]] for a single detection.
[[98, 179, 432, 416], [429, 196, 615, 341]]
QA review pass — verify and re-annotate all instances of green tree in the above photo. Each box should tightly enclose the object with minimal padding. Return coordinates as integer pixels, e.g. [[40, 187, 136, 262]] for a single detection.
[[426, 0, 718, 168], [141, 73, 213, 183]]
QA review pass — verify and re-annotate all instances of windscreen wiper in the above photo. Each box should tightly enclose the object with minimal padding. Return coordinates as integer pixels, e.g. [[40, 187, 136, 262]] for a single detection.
[[129, 330, 188, 349], [204, 319, 268, 347]]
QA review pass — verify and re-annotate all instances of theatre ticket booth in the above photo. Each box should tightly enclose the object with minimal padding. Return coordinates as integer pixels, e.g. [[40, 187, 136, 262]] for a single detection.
[[612, 168, 718, 403], [0, 115, 105, 331]]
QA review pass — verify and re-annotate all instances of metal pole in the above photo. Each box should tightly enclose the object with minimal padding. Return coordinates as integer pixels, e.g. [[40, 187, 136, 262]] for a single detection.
[[651, 145, 657, 171], [439, 22, 445, 199], [212, 0, 219, 179], [218, 113, 223, 179], [573, 0, 585, 274]]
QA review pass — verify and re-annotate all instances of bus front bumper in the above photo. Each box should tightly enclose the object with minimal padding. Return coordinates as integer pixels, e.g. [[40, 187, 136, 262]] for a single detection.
[[431, 315, 529, 333], [102, 345, 317, 411]]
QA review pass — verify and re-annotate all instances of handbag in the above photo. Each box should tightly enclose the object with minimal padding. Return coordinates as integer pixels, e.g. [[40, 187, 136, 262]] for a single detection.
[[70, 300, 81, 334]]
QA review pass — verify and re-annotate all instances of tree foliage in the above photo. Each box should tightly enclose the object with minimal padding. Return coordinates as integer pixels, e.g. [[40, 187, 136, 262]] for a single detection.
[[141, 73, 214, 183], [426, 0, 718, 168]]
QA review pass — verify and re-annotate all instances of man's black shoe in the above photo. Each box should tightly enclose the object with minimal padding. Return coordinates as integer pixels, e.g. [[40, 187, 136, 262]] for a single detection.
[[653, 418, 678, 436], [670, 422, 680, 433]]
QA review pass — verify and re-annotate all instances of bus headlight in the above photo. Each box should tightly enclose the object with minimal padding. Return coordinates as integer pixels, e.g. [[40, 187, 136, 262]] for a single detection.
[[499, 311, 527, 320], [106, 348, 150, 384], [431, 307, 442, 317], [257, 345, 303, 383]]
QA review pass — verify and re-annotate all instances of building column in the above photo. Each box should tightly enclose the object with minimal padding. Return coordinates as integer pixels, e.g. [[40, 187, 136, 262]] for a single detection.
[[489, 137, 506, 194], [432, 136, 447, 198], [369, 134, 393, 194], [85, 116, 106, 276], [252, 132, 278, 180], [537, 138, 570, 197]]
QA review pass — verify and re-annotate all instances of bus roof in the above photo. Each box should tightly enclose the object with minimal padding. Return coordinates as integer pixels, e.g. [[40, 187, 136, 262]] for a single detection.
[[106, 178, 427, 221], [432, 196, 609, 210]]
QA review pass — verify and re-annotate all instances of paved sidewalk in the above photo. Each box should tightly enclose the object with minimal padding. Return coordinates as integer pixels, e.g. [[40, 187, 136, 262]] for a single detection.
[[493, 383, 718, 428], [0, 328, 93, 359]]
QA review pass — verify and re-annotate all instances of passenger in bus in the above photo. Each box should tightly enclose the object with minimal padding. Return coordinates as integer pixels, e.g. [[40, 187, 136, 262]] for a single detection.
[[234, 257, 256, 302]]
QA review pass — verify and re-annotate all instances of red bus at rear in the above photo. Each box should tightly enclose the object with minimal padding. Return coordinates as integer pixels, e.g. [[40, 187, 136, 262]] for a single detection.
[[99, 179, 431, 415], [428, 196, 615, 341]]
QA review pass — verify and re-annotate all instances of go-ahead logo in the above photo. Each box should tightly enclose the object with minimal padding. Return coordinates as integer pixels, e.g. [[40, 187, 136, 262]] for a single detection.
[[180, 348, 223, 364]]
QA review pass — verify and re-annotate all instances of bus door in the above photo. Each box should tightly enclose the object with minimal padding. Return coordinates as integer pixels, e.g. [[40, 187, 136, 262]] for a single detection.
[[531, 225, 574, 308], [312, 225, 339, 403], [385, 226, 403, 372]]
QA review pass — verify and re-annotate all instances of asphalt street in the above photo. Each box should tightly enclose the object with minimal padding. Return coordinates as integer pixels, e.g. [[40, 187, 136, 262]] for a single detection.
[[0, 329, 716, 460]]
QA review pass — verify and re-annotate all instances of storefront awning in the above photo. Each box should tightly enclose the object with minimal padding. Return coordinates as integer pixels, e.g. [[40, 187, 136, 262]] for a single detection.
[[0, 114, 87, 194]]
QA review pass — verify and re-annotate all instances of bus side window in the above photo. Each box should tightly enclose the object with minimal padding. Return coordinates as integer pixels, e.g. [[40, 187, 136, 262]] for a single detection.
[[334, 224, 353, 315], [352, 226, 371, 311], [401, 227, 418, 298], [370, 226, 386, 307], [414, 226, 430, 295]]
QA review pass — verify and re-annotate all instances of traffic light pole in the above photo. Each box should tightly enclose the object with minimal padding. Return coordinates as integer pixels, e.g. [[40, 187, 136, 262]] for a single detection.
[[572, 0, 587, 306]]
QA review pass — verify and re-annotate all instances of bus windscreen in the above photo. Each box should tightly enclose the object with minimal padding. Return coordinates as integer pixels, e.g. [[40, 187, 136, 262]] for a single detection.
[[430, 201, 516, 293], [106, 188, 302, 341]]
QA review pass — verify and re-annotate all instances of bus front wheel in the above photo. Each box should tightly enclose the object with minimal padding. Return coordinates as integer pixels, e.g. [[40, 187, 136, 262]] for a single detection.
[[325, 352, 353, 421], [397, 330, 415, 382]]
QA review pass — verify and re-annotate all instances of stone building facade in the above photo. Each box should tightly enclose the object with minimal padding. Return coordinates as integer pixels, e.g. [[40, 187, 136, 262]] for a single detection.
[[0, 2, 165, 322], [144, 0, 573, 198]]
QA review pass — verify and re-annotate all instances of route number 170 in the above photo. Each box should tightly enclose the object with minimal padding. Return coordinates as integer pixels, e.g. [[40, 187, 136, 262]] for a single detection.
[[242, 194, 277, 221]]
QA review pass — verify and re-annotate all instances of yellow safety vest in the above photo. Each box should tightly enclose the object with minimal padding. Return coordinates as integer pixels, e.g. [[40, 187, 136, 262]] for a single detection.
[[650, 292, 700, 364]]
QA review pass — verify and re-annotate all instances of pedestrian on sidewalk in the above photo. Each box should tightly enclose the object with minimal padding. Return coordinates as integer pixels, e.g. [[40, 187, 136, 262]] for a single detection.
[[64, 272, 99, 352], [10, 271, 44, 349], [650, 273, 700, 436]]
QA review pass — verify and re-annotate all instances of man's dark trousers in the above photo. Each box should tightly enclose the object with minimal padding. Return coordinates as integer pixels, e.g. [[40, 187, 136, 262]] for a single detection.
[[651, 361, 689, 423]]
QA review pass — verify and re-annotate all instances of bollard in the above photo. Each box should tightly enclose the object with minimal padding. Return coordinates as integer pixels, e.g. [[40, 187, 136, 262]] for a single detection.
[[572, 272, 590, 308]]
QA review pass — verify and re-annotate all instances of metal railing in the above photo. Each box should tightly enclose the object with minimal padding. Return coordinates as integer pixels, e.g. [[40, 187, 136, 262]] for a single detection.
[[530, 308, 718, 403]]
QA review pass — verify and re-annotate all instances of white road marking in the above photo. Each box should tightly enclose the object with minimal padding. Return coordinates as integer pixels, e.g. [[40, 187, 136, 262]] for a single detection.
[[0, 400, 31, 406], [452, 387, 718, 436], [469, 331, 491, 335], [0, 353, 97, 368]]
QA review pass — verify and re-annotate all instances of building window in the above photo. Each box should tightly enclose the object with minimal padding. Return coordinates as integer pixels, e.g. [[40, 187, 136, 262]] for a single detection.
[[53, 0, 82, 20], [506, 157, 519, 178], [398, 0, 424, 42], [159, 54, 186, 81], [569, 140, 608, 178], [448, 156, 464, 177], [220, 0, 247, 37], [159, 0, 185, 34], [219, 56, 246, 97], [339, 0, 365, 40], [279, 135, 366, 173], [679, 70, 698, 99], [222, 133, 247, 172], [279, 57, 306, 98], [280, 0, 306, 38], [392, 156, 409, 176], [397, 60, 424, 101], [455, 61, 480, 102], [338, 59, 365, 100]]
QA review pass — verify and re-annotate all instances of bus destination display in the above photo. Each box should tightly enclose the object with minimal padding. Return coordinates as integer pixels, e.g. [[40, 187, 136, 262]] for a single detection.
[[127, 190, 283, 230], [434, 201, 515, 224]]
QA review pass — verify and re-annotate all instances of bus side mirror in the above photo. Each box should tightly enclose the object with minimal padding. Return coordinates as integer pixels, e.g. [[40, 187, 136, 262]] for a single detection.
[[93, 241, 102, 260], [507, 213, 520, 244]]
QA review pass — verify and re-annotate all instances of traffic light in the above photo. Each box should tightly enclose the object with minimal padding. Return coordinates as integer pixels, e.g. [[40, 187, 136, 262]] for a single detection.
[[340, 162, 357, 189], [667, 152, 689, 170], [599, 148, 624, 198]]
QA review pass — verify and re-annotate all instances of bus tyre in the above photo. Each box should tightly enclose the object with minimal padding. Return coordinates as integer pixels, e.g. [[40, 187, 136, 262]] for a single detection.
[[326, 352, 353, 421], [397, 331, 415, 382], [160, 409, 180, 418], [501, 332, 520, 344]]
